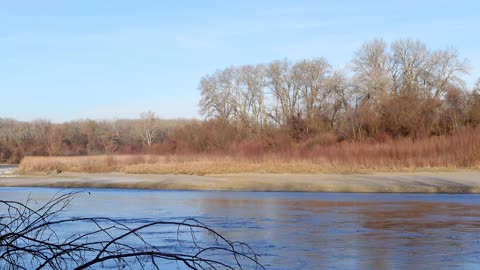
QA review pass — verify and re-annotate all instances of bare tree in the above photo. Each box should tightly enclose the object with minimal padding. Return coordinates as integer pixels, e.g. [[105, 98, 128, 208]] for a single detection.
[[292, 58, 331, 129], [388, 39, 469, 101], [140, 111, 157, 148], [466, 79, 480, 126], [234, 65, 267, 128], [427, 48, 469, 99], [0, 119, 29, 149], [199, 69, 236, 124], [325, 71, 359, 138], [266, 59, 302, 126], [389, 39, 431, 96], [0, 192, 264, 270], [352, 39, 391, 110]]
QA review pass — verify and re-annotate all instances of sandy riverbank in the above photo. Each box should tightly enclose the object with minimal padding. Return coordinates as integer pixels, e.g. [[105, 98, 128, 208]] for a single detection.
[[1, 171, 480, 193]]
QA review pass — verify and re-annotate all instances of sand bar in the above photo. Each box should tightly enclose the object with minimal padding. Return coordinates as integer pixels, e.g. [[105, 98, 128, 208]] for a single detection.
[[1, 171, 480, 193]]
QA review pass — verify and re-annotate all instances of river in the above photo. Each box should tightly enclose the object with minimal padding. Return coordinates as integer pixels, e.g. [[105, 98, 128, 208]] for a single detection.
[[0, 165, 16, 176], [1, 187, 480, 269]]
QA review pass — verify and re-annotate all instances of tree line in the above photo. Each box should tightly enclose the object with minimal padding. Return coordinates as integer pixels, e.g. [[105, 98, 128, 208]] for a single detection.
[[199, 39, 480, 140], [1, 39, 480, 163], [0, 116, 177, 163]]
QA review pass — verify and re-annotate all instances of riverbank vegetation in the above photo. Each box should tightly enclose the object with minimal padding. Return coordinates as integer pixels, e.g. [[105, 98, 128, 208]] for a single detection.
[[3, 39, 480, 173], [19, 128, 480, 174]]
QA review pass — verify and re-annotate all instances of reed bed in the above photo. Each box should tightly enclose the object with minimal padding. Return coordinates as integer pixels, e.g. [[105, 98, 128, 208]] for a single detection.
[[19, 130, 480, 175]]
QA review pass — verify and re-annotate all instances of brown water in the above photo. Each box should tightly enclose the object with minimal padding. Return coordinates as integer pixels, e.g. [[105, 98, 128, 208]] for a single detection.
[[1, 187, 480, 269]]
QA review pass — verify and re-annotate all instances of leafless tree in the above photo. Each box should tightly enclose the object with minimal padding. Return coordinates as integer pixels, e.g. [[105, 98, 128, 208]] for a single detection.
[[388, 39, 469, 101], [427, 48, 469, 99], [266, 59, 302, 126], [325, 70, 359, 139], [442, 87, 468, 132], [30, 119, 64, 156], [292, 58, 331, 127], [140, 111, 158, 148], [0, 119, 29, 146], [466, 80, 480, 126], [352, 39, 391, 110], [0, 192, 264, 270], [234, 65, 267, 129], [389, 39, 431, 97], [199, 69, 236, 124]]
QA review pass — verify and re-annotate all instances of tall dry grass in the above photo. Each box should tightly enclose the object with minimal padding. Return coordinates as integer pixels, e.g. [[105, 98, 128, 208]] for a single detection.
[[19, 129, 480, 175]]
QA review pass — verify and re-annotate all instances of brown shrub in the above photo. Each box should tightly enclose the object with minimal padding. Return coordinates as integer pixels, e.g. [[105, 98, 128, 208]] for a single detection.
[[18, 127, 480, 175]]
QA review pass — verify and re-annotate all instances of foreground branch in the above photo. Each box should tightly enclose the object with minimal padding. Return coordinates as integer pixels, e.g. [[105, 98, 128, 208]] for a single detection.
[[0, 192, 264, 270]]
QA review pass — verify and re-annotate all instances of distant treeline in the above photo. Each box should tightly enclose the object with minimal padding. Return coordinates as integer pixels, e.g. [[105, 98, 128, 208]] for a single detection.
[[199, 39, 480, 139], [1, 39, 480, 163]]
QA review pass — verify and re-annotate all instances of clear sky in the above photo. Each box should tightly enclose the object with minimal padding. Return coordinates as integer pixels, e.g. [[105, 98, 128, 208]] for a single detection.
[[1, 0, 479, 122]]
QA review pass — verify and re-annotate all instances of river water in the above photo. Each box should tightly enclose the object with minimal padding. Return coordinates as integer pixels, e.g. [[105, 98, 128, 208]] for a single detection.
[[0, 165, 16, 176], [1, 187, 480, 269]]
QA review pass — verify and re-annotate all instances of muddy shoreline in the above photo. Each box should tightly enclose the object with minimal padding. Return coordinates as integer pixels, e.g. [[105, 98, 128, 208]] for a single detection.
[[1, 171, 480, 193]]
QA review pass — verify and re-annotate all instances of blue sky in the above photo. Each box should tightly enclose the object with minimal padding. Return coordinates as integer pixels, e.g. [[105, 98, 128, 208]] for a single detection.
[[1, 0, 479, 122]]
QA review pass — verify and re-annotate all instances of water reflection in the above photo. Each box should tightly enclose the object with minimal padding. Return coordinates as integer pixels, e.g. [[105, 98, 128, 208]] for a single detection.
[[1, 188, 480, 269]]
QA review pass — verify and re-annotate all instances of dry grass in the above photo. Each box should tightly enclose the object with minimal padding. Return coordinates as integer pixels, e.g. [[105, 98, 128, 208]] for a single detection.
[[18, 130, 480, 175]]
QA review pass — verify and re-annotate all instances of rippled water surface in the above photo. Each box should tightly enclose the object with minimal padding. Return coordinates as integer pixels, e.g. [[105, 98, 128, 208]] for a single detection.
[[1, 187, 480, 269]]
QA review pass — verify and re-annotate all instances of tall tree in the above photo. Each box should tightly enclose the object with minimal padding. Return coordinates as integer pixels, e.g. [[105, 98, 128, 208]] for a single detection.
[[352, 39, 390, 111], [140, 111, 158, 148], [198, 68, 236, 123]]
